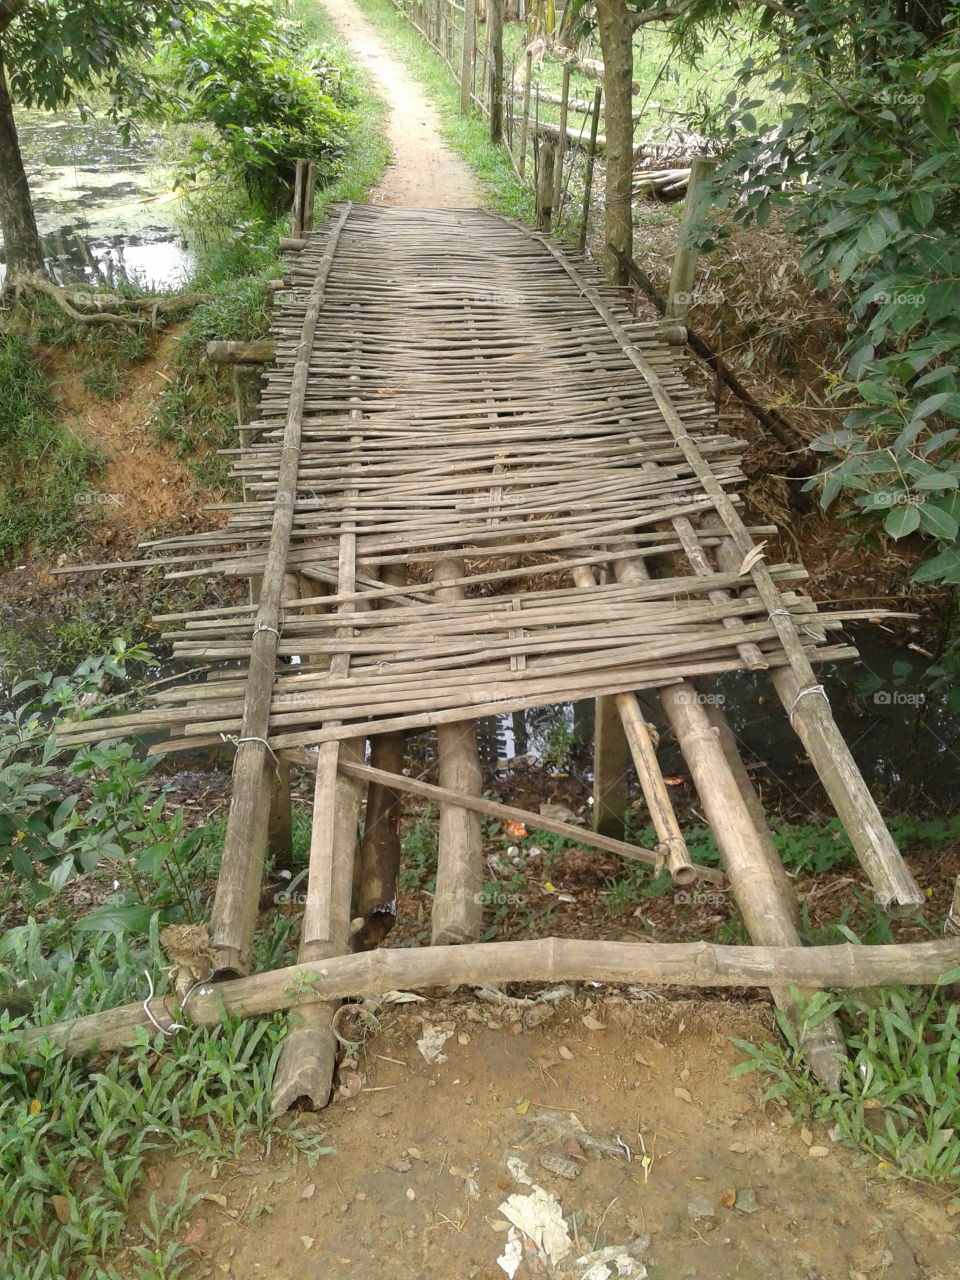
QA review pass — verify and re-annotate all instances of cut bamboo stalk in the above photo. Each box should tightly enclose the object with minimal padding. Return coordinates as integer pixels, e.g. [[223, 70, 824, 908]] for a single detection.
[[518, 49, 533, 177], [551, 67, 570, 218], [22, 936, 960, 1058], [208, 202, 352, 980], [705, 520, 923, 910], [579, 85, 603, 252], [280, 755, 723, 884], [432, 556, 484, 944], [665, 156, 717, 323]]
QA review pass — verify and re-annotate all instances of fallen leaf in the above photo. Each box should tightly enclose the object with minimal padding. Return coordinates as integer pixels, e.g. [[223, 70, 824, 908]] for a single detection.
[[558, 1045, 574, 1060], [721, 1190, 737, 1209], [807, 1146, 830, 1159], [203, 1194, 228, 1208], [182, 1217, 208, 1247], [406, 1147, 423, 1161], [738, 541, 768, 576], [301, 1237, 314, 1250], [673, 1087, 693, 1103], [338, 1069, 362, 1099], [800, 1127, 813, 1146], [515, 1099, 530, 1115], [504, 821, 528, 840], [300, 1184, 316, 1200], [29, 1099, 41, 1116], [581, 1015, 604, 1031], [51, 1195, 71, 1224]]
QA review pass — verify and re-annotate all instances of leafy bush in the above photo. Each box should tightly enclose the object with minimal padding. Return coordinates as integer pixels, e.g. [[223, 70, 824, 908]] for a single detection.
[[0, 644, 208, 929], [703, 0, 960, 581], [165, 0, 355, 211]]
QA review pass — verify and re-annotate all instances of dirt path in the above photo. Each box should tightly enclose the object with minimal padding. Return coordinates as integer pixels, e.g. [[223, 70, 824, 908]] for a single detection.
[[134, 1001, 957, 1280], [318, 0, 480, 206]]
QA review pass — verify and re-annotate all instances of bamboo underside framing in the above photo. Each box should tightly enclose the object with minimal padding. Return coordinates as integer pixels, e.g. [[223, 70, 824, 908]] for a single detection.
[[42, 204, 933, 1094]]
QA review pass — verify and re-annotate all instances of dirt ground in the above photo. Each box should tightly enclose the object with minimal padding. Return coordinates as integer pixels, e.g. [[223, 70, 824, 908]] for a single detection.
[[319, 0, 480, 207], [123, 999, 958, 1280]]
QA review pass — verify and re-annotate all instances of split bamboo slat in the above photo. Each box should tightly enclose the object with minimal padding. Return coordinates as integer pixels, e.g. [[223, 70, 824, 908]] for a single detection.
[[44, 203, 933, 1087]]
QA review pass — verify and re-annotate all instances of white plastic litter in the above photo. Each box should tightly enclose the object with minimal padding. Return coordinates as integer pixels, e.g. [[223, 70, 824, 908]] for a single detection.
[[416, 1025, 453, 1063], [496, 1227, 524, 1279], [498, 1186, 573, 1267], [575, 1246, 648, 1280]]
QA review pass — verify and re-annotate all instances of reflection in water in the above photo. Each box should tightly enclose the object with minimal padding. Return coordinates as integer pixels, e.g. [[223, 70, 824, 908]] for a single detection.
[[0, 106, 194, 291]]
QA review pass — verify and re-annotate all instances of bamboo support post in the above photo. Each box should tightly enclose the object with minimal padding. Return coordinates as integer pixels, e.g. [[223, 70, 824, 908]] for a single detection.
[[488, 0, 504, 143], [579, 85, 603, 252], [291, 158, 308, 240], [536, 140, 556, 231], [665, 155, 717, 323], [432, 556, 484, 944], [571, 564, 694, 883], [705, 520, 923, 910], [20, 936, 960, 1059], [207, 340, 278, 365], [352, 562, 409, 952], [592, 693, 628, 840], [302, 160, 317, 236]]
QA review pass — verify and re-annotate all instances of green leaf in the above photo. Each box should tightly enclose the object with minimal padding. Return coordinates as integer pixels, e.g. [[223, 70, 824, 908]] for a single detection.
[[910, 190, 935, 227], [74, 904, 162, 936], [913, 547, 960, 582], [858, 381, 899, 406], [918, 503, 960, 540], [884, 504, 921, 538]]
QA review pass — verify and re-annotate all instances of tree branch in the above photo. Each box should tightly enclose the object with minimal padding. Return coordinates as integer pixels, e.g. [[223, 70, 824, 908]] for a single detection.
[[0, 0, 28, 36]]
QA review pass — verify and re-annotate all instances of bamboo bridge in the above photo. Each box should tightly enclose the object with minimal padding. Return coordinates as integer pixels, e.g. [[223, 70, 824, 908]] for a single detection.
[[46, 202, 959, 1106]]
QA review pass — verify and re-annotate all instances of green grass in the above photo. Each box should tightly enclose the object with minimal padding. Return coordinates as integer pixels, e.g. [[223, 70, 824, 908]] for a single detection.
[[732, 983, 960, 1186], [0, 334, 104, 562], [351, 0, 536, 221], [0, 919, 332, 1280]]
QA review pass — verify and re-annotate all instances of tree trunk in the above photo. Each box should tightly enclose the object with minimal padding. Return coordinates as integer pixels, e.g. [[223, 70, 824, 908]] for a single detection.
[[0, 49, 44, 286], [488, 0, 504, 144], [594, 0, 634, 283]]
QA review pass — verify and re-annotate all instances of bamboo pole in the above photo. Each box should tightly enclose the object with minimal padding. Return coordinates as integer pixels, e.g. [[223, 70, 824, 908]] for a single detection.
[[353, 562, 408, 952], [280, 755, 723, 883], [207, 340, 277, 365], [432, 557, 484, 944], [291, 159, 308, 240], [665, 156, 717, 323], [302, 160, 317, 236], [460, 0, 476, 113], [208, 203, 352, 979], [579, 85, 603, 252], [20, 937, 960, 1058], [552, 66, 570, 218], [488, 0, 504, 143], [518, 49, 533, 178]]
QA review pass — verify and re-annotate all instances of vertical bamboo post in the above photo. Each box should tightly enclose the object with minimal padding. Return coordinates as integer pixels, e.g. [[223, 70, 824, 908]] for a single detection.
[[353, 562, 409, 952], [578, 85, 603, 252], [291, 158, 307, 240], [665, 155, 717, 322], [518, 48, 533, 176], [537, 140, 556, 231], [432, 557, 484, 944], [592, 694, 629, 839], [488, 0, 504, 143], [302, 160, 317, 236], [460, 0, 477, 112], [552, 65, 570, 219]]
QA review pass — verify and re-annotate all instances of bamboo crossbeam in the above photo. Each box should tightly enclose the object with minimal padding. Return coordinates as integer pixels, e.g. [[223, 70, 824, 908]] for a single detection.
[[19, 937, 960, 1058]]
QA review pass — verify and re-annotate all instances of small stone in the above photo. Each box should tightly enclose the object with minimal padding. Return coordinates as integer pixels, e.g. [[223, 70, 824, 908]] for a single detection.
[[301, 1237, 314, 1250], [458, 1033, 470, 1045], [388, 1158, 412, 1173], [673, 1087, 693, 1103], [582, 1014, 604, 1031], [687, 1196, 716, 1221], [728, 1142, 748, 1154], [558, 1045, 574, 1060], [406, 1188, 416, 1201], [736, 1188, 759, 1214], [807, 1146, 830, 1159], [800, 1127, 813, 1146]]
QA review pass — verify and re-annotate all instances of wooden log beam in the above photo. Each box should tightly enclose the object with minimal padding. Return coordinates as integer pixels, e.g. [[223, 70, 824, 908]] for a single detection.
[[18, 937, 960, 1058], [206, 340, 278, 365]]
